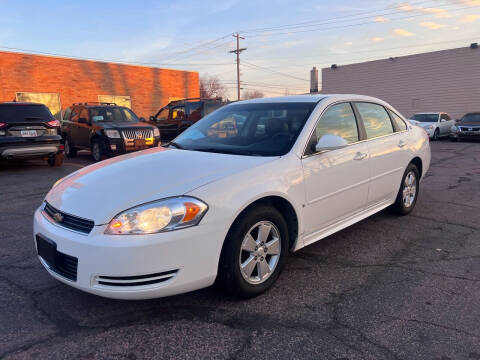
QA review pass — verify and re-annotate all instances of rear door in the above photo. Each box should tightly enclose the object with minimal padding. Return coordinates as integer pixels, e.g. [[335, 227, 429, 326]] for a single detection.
[[301, 102, 371, 243], [354, 102, 409, 207]]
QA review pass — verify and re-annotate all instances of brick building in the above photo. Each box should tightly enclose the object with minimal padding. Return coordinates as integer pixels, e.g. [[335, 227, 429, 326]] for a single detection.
[[0, 51, 199, 119], [321, 45, 480, 119]]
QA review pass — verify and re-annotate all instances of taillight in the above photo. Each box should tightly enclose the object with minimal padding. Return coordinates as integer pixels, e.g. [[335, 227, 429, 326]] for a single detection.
[[47, 119, 61, 127], [0, 122, 5, 128]]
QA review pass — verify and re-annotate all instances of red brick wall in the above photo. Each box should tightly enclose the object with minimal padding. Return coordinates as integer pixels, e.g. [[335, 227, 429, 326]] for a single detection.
[[0, 51, 199, 118]]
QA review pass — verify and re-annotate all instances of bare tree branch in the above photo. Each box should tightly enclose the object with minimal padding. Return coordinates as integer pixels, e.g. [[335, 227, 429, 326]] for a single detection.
[[200, 75, 228, 99]]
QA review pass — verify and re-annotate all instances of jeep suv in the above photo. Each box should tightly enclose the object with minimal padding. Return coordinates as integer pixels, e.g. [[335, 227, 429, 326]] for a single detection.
[[149, 98, 227, 142], [0, 102, 64, 166], [62, 103, 160, 162]]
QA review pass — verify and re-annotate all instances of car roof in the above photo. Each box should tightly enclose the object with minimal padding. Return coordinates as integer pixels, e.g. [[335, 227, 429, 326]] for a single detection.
[[412, 112, 443, 115], [233, 94, 388, 104], [463, 112, 480, 116]]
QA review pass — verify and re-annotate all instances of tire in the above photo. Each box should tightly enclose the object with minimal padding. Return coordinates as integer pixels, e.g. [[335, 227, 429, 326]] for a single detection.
[[47, 153, 64, 167], [64, 137, 77, 158], [390, 163, 420, 216], [91, 139, 103, 162], [433, 128, 439, 141], [218, 205, 289, 298]]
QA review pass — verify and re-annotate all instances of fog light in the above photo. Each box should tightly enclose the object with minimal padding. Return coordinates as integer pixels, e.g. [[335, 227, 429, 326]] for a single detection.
[[110, 144, 117, 150]]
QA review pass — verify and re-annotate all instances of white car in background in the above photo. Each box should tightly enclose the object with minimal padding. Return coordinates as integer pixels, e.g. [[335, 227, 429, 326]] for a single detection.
[[408, 112, 455, 140], [34, 94, 430, 300]]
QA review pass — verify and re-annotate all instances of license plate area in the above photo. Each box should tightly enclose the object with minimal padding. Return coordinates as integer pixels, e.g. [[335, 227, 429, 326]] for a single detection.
[[134, 139, 146, 146], [37, 235, 57, 266], [21, 130, 38, 137]]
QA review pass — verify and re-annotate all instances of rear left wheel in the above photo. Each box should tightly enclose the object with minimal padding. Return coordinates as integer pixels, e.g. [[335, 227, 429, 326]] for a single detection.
[[390, 163, 419, 215], [218, 205, 289, 298], [47, 153, 64, 167]]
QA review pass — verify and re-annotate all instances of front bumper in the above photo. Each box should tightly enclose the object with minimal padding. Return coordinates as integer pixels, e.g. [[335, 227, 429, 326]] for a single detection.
[[450, 132, 480, 140], [105, 137, 160, 156], [33, 207, 222, 299]]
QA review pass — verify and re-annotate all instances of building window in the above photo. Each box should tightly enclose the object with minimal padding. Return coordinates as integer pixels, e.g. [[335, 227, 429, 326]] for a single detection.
[[98, 95, 131, 108], [15, 92, 62, 120]]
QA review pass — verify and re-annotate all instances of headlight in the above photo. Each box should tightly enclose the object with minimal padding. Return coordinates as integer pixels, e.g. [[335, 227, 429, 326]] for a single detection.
[[153, 127, 160, 137], [105, 129, 121, 138], [105, 196, 208, 235]]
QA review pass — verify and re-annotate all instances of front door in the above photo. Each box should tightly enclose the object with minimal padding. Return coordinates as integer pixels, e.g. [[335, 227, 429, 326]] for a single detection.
[[301, 102, 371, 243]]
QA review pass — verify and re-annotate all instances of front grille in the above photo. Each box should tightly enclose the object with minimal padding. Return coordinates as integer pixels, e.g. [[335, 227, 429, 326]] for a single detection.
[[44, 202, 94, 234], [459, 127, 480, 132], [96, 270, 178, 287], [122, 129, 153, 140], [36, 235, 78, 281]]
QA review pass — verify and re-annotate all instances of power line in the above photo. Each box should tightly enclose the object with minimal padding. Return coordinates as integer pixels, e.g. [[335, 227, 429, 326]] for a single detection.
[[242, 61, 309, 82], [239, 0, 445, 33], [244, 4, 480, 38]]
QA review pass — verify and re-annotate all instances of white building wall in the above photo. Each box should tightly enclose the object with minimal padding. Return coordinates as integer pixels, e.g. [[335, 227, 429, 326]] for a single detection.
[[321, 46, 480, 119]]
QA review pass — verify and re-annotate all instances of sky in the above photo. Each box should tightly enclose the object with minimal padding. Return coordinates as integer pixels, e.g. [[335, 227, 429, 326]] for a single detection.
[[0, 0, 479, 99]]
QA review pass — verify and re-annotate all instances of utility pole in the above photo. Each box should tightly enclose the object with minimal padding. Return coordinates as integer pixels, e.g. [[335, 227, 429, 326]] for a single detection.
[[229, 33, 246, 101]]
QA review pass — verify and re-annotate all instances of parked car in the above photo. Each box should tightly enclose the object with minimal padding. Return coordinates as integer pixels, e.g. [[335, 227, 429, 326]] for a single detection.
[[408, 112, 454, 140], [148, 98, 227, 142], [34, 94, 430, 300], [450, 112, 480, 141], [62, 102, 160, 162], [0, 102, 64, 166]]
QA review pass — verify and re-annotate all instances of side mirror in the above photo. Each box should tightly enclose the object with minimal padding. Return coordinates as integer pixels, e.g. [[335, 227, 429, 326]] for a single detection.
[[440, 119, 447, 123], [78, 117, 87, 124], [314, 134, 348, 153], [149, 116, 156, 122]]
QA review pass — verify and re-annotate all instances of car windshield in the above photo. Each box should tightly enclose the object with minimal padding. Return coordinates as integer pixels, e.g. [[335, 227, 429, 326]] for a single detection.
[[172, 102, 316, 156], [0, 104, 53, 122], [90, 107, 139, 122], [461, 113, 480, 122], [411, 114, 439, 122]]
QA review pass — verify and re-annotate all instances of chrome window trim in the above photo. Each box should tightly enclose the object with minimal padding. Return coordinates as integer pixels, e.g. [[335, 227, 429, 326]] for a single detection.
[[301, 100, 409, 159]]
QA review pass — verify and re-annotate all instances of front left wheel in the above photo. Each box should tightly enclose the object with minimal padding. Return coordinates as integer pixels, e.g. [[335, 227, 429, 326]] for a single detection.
[[218, 205, 289, 298], [91, 140, 103, 162]]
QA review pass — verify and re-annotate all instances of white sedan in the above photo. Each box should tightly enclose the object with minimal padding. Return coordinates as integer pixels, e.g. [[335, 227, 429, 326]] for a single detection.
[[34, 94, 430, 299], [408, 112, 454, 140]]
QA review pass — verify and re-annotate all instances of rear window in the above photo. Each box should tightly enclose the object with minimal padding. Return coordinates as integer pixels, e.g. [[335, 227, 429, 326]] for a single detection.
[[0, 104, 53, 123]]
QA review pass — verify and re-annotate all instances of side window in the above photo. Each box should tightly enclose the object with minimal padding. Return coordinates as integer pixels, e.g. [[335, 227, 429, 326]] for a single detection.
[[70, 108, 79, 122], [441, 113, 451, 121], [390, 111, 407, 131], [172, 106, 186, 120], [63, 108, 71, 121], [356, 102, 393, 139], [307, 102, 359, 154], [79, 109, 89, 122]]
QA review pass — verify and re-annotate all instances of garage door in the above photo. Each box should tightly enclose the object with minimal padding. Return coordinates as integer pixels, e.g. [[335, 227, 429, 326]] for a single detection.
[[15, 92, 62, 120]]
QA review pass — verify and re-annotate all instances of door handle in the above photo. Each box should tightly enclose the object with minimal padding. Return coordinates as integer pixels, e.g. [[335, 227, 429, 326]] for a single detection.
[[398, 140, 407, 148], [353, 152, 367, 160]]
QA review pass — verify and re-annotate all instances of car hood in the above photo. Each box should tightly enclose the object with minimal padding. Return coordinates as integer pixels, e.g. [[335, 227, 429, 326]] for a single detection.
[[99, 122, 154, 129], [408, 120, 435, 128], [45, 147, 275, 224]]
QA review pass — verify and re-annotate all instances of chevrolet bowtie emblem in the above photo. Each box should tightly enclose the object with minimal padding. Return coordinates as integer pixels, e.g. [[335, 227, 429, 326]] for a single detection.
[[53, 212, 63, 222]]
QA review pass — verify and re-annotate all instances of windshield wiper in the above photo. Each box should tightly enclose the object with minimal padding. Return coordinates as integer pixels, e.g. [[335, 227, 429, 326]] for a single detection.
[[167, 141, 184, 149], [191, 148, 248, 156]]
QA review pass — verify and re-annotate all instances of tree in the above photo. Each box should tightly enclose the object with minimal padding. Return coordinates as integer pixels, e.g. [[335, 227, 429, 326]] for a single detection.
[[199, 75, 228, 99], [242, 90, 264, 100]]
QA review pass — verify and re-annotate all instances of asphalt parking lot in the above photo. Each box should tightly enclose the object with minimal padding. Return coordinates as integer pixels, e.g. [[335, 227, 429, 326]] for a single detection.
[[1, 141, 479, 360]]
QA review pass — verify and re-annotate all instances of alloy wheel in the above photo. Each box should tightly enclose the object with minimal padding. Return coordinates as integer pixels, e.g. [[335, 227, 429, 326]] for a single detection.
[[402, 171, 417, 208], [239, 221, 281, 285]]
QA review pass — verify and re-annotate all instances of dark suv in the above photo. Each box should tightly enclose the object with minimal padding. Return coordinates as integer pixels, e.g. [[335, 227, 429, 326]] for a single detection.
[[62, 103, 160, 162], [149, 98, 226, 142], [0, 102, 64, 166]]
